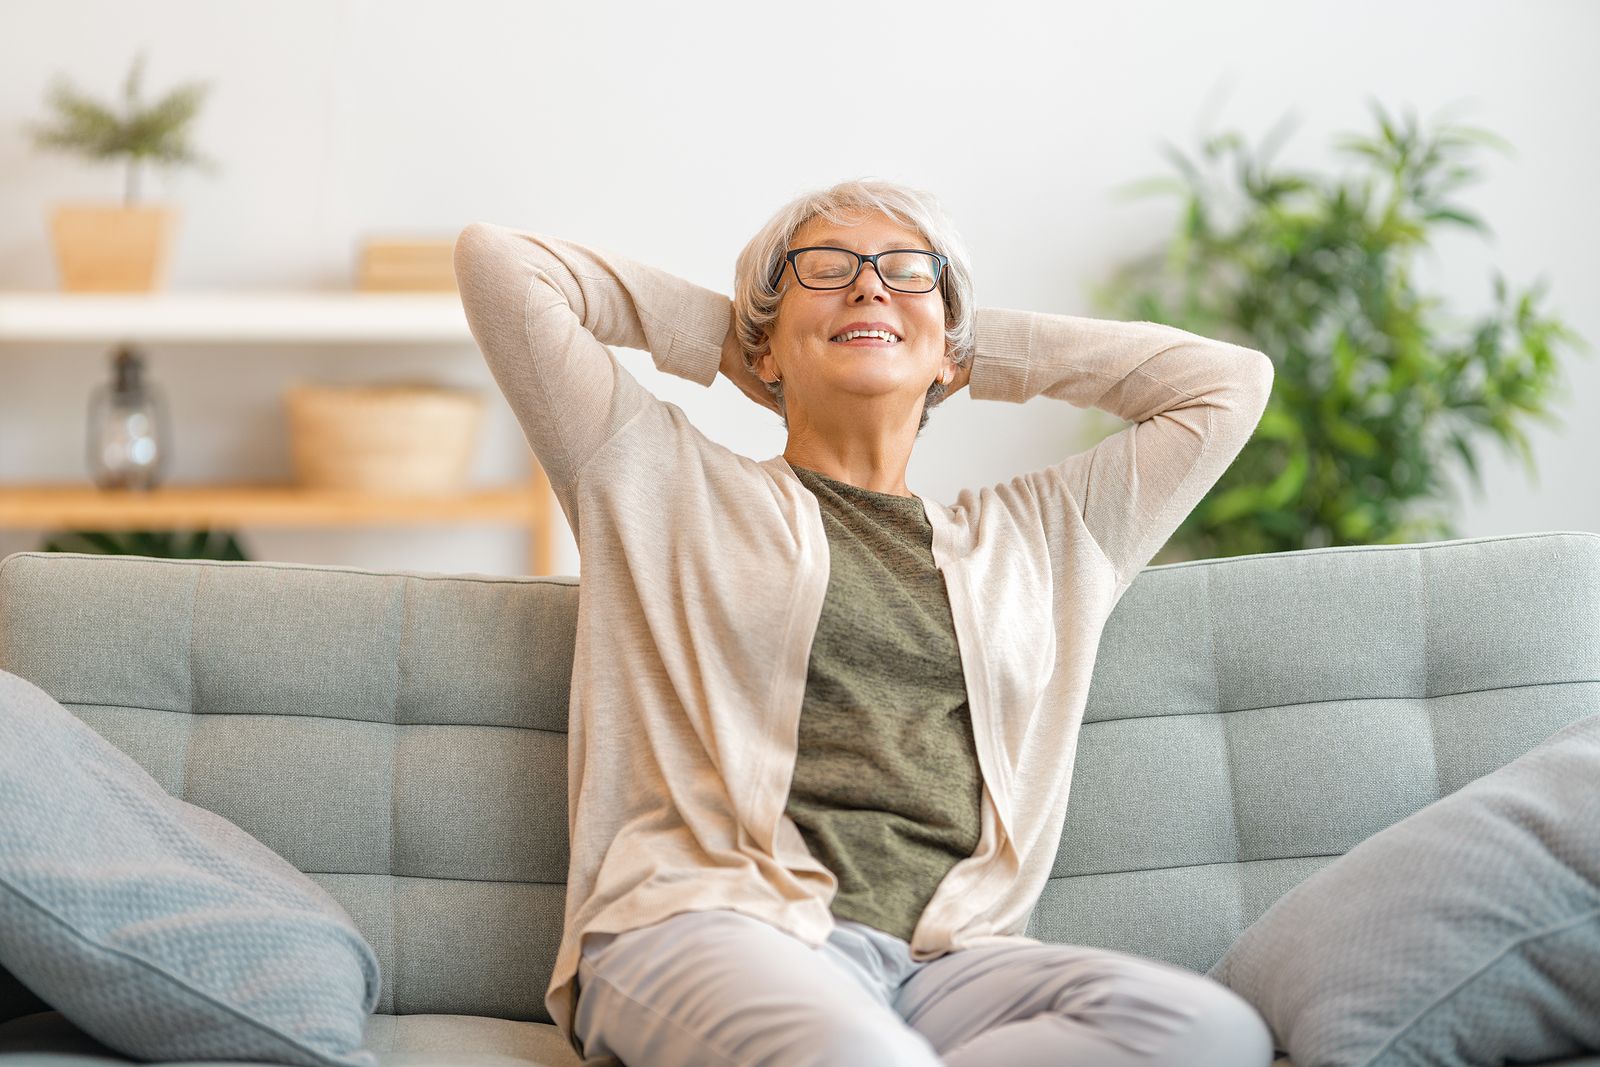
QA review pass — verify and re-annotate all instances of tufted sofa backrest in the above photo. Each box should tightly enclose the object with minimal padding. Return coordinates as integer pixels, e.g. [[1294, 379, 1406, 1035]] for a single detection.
[[1026, 530, 1600, 971], [0, 554, 578, 1024], [1, 531, 1596, 1024]]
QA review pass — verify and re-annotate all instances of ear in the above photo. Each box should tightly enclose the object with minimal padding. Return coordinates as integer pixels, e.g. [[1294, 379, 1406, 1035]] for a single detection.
[[752, 342, 778, 384]]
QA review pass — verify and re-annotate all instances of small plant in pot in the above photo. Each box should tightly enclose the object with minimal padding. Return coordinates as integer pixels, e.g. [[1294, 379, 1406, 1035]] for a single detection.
[[24, 49, 219, 291]]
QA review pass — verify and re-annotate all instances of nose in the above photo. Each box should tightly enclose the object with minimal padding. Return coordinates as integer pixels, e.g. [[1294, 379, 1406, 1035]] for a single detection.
[[848, 258, 891, 300]]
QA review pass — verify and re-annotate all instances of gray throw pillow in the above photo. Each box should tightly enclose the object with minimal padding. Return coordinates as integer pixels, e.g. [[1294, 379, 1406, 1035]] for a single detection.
[[1209, 711, 1600, 1067], [0, 668, 381, 1067]]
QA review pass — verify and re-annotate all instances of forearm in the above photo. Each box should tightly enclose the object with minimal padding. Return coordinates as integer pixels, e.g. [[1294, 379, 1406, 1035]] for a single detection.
[[960, 305, 1274, 586], [453, 222, 733, 493], [455, 222, 729, 387], [964, 306, 1273, 422]]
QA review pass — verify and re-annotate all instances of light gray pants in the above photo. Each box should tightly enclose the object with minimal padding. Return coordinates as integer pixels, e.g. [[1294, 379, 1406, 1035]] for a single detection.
[[574, 908, 1275, 1067]]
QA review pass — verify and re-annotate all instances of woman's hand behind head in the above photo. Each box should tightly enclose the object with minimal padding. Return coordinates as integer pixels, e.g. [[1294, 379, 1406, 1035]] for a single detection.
[[720, 303, 784, 416]]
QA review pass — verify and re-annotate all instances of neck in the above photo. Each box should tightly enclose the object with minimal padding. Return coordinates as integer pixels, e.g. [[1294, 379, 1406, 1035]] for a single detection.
[[781, 404, 919, 497]]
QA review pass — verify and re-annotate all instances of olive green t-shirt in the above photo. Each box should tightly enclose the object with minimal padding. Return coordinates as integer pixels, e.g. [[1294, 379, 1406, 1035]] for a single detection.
[[785, 463, 983, 943]]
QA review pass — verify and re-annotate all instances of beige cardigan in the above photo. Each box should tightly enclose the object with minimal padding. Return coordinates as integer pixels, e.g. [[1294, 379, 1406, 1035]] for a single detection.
[[452, 221, 1275, 1056]]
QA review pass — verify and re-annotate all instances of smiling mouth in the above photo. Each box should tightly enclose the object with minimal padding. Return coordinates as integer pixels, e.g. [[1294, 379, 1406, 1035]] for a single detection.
[[828, 330, 903, 345]]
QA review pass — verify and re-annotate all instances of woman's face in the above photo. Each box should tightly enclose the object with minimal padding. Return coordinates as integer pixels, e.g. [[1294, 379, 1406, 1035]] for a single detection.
[[756, 213, 953, 415]]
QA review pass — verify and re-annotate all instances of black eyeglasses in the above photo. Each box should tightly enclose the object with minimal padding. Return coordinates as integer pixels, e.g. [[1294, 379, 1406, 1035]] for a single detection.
[[771, 246, 949, 294]]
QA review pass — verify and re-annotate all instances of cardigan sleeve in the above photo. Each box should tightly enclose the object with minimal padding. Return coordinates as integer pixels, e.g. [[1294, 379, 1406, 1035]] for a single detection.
[[966, 306, 1275, 587], [452, 222, 730, 496]]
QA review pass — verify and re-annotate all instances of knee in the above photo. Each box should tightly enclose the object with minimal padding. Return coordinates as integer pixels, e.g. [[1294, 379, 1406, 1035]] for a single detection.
[[1175, 981, 1276, 1067], [1070, 969, 1274, 1067], [804, 1016, 942, 1067]]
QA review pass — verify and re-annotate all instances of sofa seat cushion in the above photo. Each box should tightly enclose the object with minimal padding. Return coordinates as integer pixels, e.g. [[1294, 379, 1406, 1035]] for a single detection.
[[4, 1011, 1598, 1067], [0, 1011, 608, 1066]]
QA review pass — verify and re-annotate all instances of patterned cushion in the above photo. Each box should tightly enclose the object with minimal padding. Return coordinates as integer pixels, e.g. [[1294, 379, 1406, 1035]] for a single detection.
[[1209, 712, 1600, 1066], [0, 668, 381, 1067]]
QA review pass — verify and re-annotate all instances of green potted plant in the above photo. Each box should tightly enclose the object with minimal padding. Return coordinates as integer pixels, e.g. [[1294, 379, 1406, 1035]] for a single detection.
[[1090, 98, 1592, 564], [23, 49, 218, 291], [37, 529, 249, 561]]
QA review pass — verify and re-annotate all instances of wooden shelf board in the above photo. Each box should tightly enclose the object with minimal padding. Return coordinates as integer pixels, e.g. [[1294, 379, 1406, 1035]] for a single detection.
[[0, 483, 540, 527], [0, 291, 473, 344]]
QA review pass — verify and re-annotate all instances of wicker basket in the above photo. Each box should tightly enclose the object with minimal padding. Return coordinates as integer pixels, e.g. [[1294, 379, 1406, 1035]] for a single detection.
[[284, 381, 486, 494]]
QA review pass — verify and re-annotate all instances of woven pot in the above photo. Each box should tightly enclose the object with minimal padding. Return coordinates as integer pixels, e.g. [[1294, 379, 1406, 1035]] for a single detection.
[[284, 382, 486, 494], [50, 202, 178, 292]]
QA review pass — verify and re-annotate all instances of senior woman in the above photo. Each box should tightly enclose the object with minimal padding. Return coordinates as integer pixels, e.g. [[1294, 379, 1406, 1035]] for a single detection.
[[453, 178, 1277, 1067]]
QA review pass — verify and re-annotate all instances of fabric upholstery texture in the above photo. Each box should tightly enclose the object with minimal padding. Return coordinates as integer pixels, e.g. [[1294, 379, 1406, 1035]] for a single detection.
[[0, 532, 1597, 1066], [1209, 711, 1600, 1065], [0, 668, 381, 1067]]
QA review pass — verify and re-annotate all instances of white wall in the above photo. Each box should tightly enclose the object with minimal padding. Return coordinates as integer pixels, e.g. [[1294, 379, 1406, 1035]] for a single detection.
[[3, 0, 1596, 578]]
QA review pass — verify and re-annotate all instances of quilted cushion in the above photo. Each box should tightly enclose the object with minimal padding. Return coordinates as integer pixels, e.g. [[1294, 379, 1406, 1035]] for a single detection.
[[0, 668, 382, 1067], [1209, 711, 1600, 1066]]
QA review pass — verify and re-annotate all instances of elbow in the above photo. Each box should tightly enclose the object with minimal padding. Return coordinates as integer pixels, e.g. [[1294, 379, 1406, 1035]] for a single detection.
[[450, 221, 533, 354], [452, 221, 537, 315], [1255, 349, 1276, 397], [1245, 350, 1276, 419], [452, 221, 499, 290], [1215, 345, 1275, 421]]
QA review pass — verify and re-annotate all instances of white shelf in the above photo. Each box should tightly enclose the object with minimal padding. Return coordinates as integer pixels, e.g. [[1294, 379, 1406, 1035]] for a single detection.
[[0, 291, 473, 344]]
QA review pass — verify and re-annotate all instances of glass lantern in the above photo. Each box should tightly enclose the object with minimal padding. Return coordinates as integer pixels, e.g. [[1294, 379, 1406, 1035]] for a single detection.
[[87, 344, 173, 490]]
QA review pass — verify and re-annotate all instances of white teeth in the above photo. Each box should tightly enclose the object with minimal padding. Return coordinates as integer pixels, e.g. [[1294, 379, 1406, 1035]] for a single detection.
[[830, 329, 900, 343]]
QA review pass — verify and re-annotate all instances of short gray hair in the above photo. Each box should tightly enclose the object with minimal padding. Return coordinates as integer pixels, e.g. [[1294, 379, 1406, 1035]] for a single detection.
[[731, 177, 976, 434]]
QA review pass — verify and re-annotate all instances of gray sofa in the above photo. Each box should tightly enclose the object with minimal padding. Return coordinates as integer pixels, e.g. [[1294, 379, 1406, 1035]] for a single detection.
[[0, 531, 1597, 1067]]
